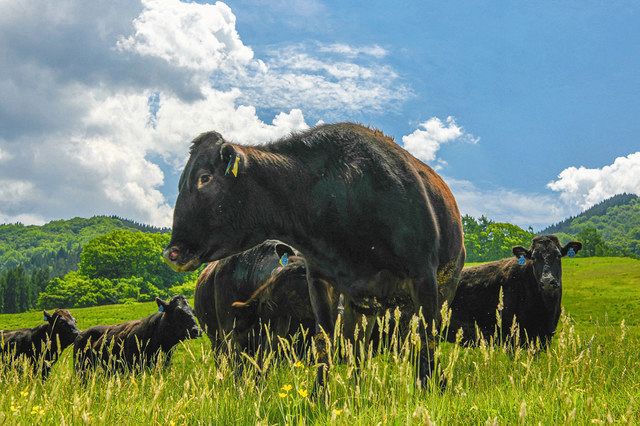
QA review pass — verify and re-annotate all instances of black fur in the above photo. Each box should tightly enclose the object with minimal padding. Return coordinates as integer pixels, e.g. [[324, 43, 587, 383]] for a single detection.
[[74, 296, 201, 373], [447, 236, 582, 348], [194, 240, 338, 355], [0, 309, 79, 379], [165, 123, 466, 387]]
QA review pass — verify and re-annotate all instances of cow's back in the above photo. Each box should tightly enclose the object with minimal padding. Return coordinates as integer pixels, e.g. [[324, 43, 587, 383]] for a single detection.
[[447, 260, 513, 343]]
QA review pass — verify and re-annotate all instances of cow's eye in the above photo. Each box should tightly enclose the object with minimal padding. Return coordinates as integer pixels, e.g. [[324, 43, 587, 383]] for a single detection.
[[197, 174, 212, 189]]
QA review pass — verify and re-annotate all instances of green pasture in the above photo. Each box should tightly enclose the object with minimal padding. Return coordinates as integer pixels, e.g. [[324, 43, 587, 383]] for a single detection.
[[0, 257, 638, 424]]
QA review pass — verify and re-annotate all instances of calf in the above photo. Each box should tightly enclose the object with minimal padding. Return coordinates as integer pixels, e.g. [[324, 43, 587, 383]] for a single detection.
[[164, 123, 466, 388], [447, 236, 582, 348], [74, 296, 201, 374], [195, 240, 336, 356], [0, 309, 79, 379]]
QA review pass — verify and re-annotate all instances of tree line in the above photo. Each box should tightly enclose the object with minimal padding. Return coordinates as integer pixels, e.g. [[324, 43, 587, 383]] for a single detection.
[[0, 214, 634, 313]]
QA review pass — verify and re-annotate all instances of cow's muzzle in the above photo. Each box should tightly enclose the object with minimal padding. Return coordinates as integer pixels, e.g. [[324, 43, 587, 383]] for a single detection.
[[162, 245, 202, 272], [539, 275, 560, 292]]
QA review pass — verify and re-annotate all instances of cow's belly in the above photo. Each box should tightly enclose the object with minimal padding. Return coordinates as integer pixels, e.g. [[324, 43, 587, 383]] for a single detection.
[[336, 270, 415, 316]]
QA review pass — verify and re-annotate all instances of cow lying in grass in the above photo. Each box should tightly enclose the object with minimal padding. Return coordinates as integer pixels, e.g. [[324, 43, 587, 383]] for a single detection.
[[447, 236, 582, 348], [74, 296, 201, 374], [195, 240, 338, 356], [0, 309, 79, 379]]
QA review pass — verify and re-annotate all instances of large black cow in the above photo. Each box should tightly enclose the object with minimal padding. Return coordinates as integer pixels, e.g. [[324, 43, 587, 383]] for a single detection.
[[74, 296, 201, 374], [446, 236, 582, 348], [0, 309, 79, 379], [163, 123, 465, 387], [194, 240, 338, 355]]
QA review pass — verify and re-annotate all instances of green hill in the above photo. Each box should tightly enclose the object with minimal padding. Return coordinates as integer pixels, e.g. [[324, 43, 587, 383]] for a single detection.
[[0, 216, 168, 275], [540, 193, 640, 257]]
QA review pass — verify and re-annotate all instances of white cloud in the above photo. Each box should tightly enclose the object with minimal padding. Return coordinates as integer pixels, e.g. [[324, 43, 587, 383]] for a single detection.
[[0, 145, 12, 162], [448, 178, 569, 230], [318, 43, 388, 58], [0, 0, 407, 226], [547, 152, 640, 210], [220, 43, 410, 117], [402, 116, 478, 166], [117, 0, 253, 73]]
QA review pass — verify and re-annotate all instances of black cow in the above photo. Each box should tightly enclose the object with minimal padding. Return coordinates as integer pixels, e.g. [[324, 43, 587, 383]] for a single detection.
[[74, 296, 201, 374], [163, 123, 465, 388], [0, 309, 79, 379], [194, 240, 338, 355], [446, 236, 582, 348]]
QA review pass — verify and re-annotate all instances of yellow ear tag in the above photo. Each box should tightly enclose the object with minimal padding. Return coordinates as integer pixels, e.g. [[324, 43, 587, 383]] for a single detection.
[[231, 156, 240, 177]]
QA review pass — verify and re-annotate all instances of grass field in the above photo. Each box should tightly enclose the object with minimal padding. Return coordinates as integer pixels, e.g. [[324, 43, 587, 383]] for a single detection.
[[0, 257, 639, 424]]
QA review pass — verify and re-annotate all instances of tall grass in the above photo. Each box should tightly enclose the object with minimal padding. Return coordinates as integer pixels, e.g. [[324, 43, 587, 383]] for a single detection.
[[0, 310, 638, 424], [0, 257, 638, 424]]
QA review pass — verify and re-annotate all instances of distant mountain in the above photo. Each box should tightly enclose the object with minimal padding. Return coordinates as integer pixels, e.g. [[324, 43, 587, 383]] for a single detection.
[[0, 216, 168, 275], [540, 193, 640, 257]]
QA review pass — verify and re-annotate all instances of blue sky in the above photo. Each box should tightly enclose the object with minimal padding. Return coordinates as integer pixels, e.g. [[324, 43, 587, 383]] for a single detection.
[[229, 0, 640, 191], [0, 0, 638, 229]]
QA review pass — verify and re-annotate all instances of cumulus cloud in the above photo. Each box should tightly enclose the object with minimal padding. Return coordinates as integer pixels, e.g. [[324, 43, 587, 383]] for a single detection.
[[547, 152, 640, 210], [448, 179, 569, 230], [0, 0, 407, 226], [117, 0, 253, 73], [402, 116, 478, 166]]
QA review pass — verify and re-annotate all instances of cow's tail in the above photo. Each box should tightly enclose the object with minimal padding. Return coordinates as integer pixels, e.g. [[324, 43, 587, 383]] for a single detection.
[[231, 256, 306, 308]]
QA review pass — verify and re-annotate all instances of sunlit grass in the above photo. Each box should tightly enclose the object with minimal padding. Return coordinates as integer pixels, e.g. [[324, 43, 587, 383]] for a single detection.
[[0, 257, 638, 424]]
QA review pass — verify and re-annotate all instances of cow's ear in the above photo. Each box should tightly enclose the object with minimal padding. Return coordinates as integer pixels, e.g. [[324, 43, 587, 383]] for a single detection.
[[156, 297, 170, 313], [561, 241, 582, 257], [219, 143, 244, 177], [275, 243, 296, 267], [275, 243, 295, 259], [512, 246, 531, 259], [43, 310, 52, 322]]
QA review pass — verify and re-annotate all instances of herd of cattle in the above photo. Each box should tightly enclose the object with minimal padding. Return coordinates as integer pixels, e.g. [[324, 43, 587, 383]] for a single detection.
[[0, 123, 582, 388]]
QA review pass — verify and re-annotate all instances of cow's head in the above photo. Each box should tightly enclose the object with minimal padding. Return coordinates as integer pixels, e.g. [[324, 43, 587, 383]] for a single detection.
[[164, 131, 264, 272], [156, 296, 202, 341], [44, 309, 80, 347], [512, 236, 582, 296]]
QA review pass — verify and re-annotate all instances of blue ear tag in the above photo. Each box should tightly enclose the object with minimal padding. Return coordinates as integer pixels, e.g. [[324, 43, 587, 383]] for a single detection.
[[43, 315, 48, 322], [279, 252, 288, 267], [518, 255, 526, 265], [567, 247, 576, 258], [158, 305, 165, 313], [225, 156, 234, 175]]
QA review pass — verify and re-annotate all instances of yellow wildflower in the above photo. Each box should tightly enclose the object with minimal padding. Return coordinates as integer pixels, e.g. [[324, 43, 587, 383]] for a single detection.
[[333, 408, 343, 416], [297, 389, 308, 398], [293, 360, 303, 368], [20, 389, 29, 397], [278, 392, 288, 398], [281, 384, 292, 392], [31, 405, 45, 416]]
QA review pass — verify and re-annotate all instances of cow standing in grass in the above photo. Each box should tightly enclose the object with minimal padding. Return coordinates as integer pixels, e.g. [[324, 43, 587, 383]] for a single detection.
[[194, 240, 337, 356], [0, 309, 79, 379], [163, 123, 466, 389], [74, 296, 201, 374], [447, 236, 582, 348]]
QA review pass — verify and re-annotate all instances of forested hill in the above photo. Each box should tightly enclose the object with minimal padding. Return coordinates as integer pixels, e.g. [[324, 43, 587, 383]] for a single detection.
[[0, 216, 168, 276], [540, 193, 640, 257]]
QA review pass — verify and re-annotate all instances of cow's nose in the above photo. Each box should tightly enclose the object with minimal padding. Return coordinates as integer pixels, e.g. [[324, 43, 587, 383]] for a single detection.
[[165, 246, 180, 262]]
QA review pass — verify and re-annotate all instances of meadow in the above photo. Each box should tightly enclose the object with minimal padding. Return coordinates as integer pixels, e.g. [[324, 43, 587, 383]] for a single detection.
[[0, 257, 638, 425]]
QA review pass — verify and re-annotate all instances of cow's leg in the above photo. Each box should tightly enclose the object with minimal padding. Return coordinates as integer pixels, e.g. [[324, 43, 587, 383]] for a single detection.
[[307, 273, 336, 393], [340, 298, 376, 367], [411, 269, 441, 388]]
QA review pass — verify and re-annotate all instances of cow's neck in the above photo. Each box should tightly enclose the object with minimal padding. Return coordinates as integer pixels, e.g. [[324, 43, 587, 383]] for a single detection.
[[245, 149, 318, 250]]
